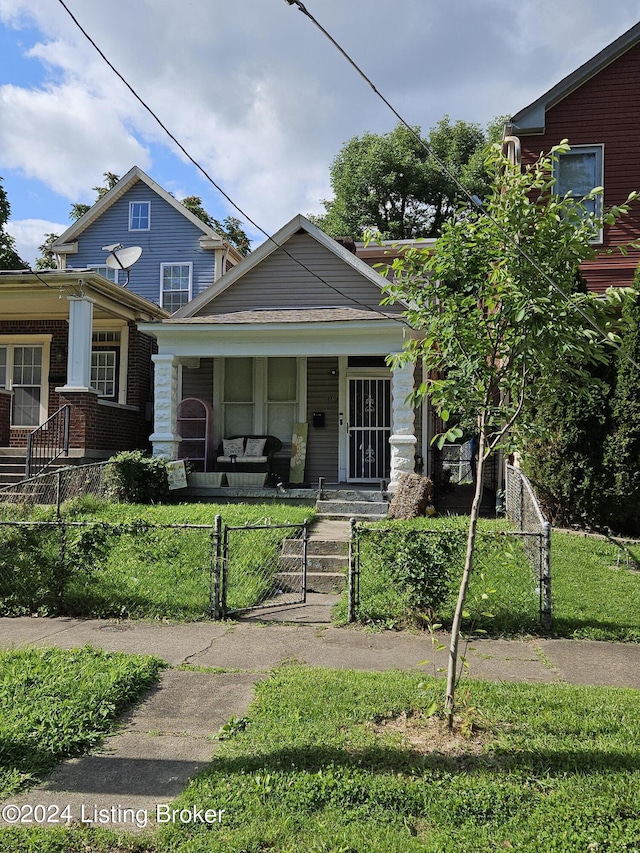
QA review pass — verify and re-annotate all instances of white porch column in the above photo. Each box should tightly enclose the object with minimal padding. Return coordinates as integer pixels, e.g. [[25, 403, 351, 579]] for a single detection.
[[150, 354, 180, 460], [59, 296, 95, 391], [388, 361, 417, 492]]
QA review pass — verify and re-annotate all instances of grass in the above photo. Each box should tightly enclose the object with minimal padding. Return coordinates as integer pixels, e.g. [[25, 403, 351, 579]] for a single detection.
[[0, 498, 314, 620], [0, 646, 163, 798], [6, 665, 640, 852], [337, 516, 640, 642], [551, 530, 640, 641]]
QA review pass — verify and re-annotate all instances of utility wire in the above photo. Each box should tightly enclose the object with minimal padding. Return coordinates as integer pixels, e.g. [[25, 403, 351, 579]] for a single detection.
[[285, 0, 640, 371], [55, 0, 407, 325]]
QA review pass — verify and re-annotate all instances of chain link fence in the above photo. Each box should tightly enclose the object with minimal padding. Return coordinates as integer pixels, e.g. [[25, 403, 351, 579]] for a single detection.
[[0, 517, 307, 621], [0, 462, 114, 512], [348, 519, 551, 630], [505, 464, 552, 626], [221, 522, 307, 616]]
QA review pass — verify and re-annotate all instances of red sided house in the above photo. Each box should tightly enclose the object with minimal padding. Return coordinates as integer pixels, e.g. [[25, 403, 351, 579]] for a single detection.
[[0, 270, 167, 486], [505, 20, 640, 293]]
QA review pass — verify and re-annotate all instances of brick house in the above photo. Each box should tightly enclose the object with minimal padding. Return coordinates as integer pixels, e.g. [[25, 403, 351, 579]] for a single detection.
[[0, 270, 167, 481], [505, 20, 640, 293]]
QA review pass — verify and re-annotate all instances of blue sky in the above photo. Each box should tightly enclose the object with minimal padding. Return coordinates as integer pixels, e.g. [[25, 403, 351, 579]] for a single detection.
[[1, 0, 640, 264]]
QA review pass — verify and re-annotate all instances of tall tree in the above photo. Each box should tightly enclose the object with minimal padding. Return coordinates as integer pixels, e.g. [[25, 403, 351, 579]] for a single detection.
[[34, 233, 60, 270], [69, 171, 120, 221], [311, 117, 494, 240], [381, 141, 637, 725], [0, 176, 28, 270], [603, 283, 640, 534], [181, 196, 251, 256]]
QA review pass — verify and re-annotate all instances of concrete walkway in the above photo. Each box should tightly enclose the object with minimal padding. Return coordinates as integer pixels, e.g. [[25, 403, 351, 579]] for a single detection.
[[2, 600, 640, 831]]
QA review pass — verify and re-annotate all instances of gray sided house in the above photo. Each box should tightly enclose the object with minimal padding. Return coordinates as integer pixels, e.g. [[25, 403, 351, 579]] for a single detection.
[[52, 167, 243, 312], [142, 215, 432, 489]]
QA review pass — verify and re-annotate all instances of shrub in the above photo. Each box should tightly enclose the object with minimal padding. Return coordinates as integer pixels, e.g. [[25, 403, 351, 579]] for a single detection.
[[105, 450, 169, 503], [357, 526, 464, 624]]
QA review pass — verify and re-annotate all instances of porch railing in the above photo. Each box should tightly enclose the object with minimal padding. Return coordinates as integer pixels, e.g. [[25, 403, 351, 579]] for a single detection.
[[25, 405, 71, 479]]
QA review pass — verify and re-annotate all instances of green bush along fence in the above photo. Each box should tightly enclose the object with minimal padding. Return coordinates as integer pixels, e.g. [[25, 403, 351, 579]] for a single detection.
[[0, 518, 308, 620], [347, 521, 551, 630]]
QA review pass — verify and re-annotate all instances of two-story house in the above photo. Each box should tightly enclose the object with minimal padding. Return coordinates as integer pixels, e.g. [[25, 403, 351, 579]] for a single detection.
[[505, 20, 640, 293], [51, 166, 243, 310]]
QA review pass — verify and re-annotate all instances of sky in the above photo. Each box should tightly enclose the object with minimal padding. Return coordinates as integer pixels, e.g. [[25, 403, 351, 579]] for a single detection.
[[1, 0, 640, 265]]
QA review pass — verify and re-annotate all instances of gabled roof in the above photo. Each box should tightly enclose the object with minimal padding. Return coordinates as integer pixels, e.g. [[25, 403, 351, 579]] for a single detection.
[[510, 21, 640, 134], [173, 213, 407, 319], [52, 166, 235, 253]]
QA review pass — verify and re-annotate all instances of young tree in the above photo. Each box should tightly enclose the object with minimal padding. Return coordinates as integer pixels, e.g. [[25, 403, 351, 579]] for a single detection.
[[0, 176, 28, 270], [311, 117, 494, 240], [381, 142, 637, 725]]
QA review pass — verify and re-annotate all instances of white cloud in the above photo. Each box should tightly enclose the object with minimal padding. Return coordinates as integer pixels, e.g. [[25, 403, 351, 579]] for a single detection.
[[1, 0, 640, 237], [6, 218, 66, 266]]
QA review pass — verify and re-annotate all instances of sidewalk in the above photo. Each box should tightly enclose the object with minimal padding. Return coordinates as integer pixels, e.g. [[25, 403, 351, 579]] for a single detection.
[[2, 599, 640, 830]]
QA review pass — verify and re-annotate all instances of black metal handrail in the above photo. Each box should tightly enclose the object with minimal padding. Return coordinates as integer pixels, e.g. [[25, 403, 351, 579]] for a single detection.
[[25, 405, 71, 479]]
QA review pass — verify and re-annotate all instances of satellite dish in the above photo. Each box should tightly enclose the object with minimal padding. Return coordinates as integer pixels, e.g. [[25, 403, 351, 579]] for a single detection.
[[103, 245, 142, 287], [105, 246, 142, 271]]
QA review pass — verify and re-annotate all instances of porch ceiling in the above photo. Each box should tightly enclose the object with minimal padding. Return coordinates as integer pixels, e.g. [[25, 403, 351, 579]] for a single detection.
[[0, 271, 167, 322]]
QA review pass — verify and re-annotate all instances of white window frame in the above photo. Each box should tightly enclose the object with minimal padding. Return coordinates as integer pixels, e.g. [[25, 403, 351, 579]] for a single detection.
[[129, 200, 150, 231], [553, 144, 604, 244], [87, 264, 118, 284], [91, 321, 129, 405], [214, 356, 306, 447], [160, 262, 193, 313], [0, 335, 51, 428]]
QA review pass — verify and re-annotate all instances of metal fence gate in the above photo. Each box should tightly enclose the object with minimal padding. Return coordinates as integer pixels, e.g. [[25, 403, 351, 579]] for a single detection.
[[220, 520, 308, 617], [0, 516, 309, 621]]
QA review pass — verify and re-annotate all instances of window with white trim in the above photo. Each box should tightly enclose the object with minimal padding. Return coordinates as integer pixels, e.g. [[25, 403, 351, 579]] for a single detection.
[[88, 265, 118, 283], [91, 330, 120, 400], [0, 343, 46, 427], [221, 357, 299, 443], [161, 263, 192, 313], [129, 201, 150, 231], [554, 145, 603, 241]]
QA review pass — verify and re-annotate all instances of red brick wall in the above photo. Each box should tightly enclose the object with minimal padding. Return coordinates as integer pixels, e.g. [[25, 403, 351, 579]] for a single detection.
[[0, 320, 156, 453], [517, 42, 640, 292], [0, 392, 10, 446]]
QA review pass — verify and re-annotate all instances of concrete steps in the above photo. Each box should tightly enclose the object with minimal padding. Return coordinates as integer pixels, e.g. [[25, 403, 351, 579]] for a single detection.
[[276, 518, 352, 594], [0, 453, 27, 488], [315, 489, 388, 521]]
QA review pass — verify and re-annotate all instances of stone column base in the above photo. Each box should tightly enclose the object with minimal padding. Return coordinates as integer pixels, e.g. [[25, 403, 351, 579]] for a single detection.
[[388, 433, 417, 493]]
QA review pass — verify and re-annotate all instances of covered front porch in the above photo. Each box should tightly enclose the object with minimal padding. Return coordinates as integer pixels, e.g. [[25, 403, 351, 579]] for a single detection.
[[0, 271, 167, 485], [144, 309, 429, 491]]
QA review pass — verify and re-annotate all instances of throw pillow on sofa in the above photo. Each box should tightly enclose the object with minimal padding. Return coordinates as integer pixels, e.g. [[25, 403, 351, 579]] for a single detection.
[[244, 438, 267, 457], [223, 438, 245, 458]]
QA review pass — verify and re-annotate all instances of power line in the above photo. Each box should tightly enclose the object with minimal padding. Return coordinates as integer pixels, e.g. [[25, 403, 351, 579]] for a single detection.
[[55, 0, 407, 325], [285, 0, 640, 371]]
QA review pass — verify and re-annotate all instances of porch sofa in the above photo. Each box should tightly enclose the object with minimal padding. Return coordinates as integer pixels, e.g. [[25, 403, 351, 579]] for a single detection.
[[215, 435, 282, 475]]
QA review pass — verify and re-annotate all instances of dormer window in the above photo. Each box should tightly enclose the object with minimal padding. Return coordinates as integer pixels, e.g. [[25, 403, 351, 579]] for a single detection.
[[129, 201, 150, 231], [554, 145, 603, 242]]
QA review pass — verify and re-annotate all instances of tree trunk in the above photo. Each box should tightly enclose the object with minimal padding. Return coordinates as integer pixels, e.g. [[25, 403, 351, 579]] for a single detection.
[[444, 426, 487, 729]]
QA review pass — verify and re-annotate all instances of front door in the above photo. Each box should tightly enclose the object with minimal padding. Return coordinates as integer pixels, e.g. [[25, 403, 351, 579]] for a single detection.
[[347, 377, 391, 481]]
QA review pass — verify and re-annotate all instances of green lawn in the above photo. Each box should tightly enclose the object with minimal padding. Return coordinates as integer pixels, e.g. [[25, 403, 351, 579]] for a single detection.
[[337, 517, 640, 642], [5, 666, 640, 852], [551, 531, 640, 641], [0, 499, 314, 620], [0, 647, 163, 798]]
